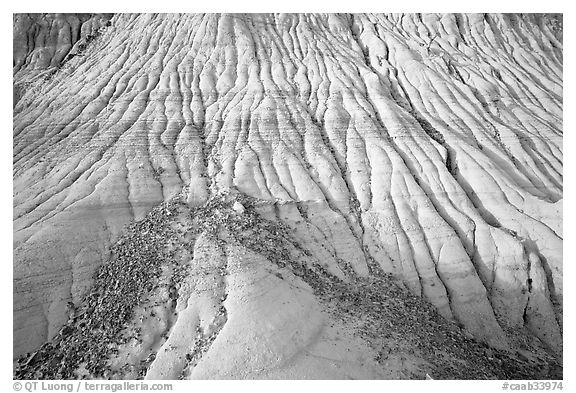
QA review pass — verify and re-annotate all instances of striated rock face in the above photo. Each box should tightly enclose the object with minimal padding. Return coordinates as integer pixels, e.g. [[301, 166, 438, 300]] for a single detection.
[[13, 13, 562, 379], [13, 13, 113, 105], [13, 13, 113, 72]]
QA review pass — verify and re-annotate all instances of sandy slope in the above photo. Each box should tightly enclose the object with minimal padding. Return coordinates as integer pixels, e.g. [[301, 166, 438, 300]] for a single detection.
[[13, 13, 562, 378]]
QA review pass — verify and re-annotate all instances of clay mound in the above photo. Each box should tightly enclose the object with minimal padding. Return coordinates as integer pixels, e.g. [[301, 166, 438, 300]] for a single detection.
[[13, 13, 562, 379], [14, 193, 560, 379]]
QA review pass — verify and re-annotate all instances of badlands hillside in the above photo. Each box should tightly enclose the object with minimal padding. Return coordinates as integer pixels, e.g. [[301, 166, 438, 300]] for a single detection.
[[13, 13, 562, 379]]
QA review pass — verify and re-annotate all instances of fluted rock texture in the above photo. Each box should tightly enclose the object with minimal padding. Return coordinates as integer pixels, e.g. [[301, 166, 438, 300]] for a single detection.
[[13, 13, 562, 379]]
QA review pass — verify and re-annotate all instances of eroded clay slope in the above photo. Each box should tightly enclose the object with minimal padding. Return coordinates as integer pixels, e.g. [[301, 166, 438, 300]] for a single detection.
[[13, 13, 113, 104], [14, 193, 561, 379], [13, 13, 562, 378]]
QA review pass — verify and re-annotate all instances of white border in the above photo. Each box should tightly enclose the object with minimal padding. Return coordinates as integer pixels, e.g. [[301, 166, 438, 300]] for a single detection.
[[3, 4, 571, 391]]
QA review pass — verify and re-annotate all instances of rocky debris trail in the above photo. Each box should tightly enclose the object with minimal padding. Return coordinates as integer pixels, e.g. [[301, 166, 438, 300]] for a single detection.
[[199, 193, 561, 379], [14, 191, 561, 379], [14, 192, 192, 379]]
